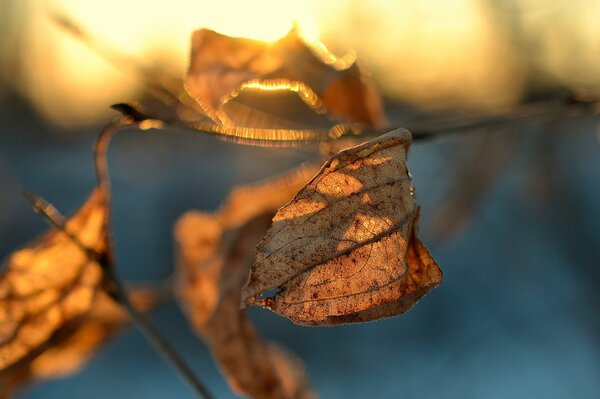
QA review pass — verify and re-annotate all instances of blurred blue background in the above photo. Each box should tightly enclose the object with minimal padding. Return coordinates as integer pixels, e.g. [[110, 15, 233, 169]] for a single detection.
[[1, 1, 599, 398]]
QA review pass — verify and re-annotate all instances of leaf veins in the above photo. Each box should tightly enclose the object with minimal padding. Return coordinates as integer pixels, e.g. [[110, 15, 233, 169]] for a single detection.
[[242, 129, 442, 326]]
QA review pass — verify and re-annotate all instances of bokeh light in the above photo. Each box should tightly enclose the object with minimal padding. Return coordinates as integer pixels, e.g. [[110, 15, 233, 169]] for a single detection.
[[2, 0, 600, 125]]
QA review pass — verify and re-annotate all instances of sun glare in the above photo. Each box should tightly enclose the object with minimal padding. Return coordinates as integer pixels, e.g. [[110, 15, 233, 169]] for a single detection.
[[16, 0, 600, 125], [24, 0, 320, 125]]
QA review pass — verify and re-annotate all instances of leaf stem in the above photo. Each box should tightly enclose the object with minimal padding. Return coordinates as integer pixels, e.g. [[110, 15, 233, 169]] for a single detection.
[[94, 116, 132, 188], [23, 191, 102, 263], [94, 117, 215, 399]]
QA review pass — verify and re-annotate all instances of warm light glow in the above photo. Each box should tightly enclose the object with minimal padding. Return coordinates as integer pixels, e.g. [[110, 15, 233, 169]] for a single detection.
[[14, 0, 600, 125], [22, 0, 321, 125], [315, 0, 526, 111], [219, 79, 326, 125]]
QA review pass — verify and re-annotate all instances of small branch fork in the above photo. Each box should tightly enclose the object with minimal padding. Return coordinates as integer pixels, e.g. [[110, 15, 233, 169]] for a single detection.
[[26, 117, 215, 399]]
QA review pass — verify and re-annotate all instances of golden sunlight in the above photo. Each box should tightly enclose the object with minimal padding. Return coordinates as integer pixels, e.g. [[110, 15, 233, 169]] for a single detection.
[[21, 0, 319, 125], [11, 0, 600, 125]]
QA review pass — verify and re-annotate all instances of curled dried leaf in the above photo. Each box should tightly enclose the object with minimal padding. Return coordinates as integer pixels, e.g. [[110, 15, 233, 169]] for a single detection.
[[113, 27, 386, 145], [26, 292, 126, 381], [242, 129, 442, 326], [186, 27, 386, 129], [0, 188, 108, 371], [175, 167, 317, 399]]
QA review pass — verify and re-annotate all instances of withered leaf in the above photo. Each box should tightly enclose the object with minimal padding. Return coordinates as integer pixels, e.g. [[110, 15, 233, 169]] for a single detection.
[[242, 129, 442, 326], [0, 187, 109, 371], [186, 27, 386, 129], [175, 166, 317, 399], [113, 27, 386, 146], [0, 289, 159, 398]]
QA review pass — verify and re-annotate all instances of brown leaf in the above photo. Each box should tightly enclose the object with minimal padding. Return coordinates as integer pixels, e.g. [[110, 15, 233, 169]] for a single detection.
[[175, 166, 317, 399], [24, 292, 126, 380], [0, 187, 109, 371], [185, 27, 386, 130], [0, 289, 160, 398], [242, 129, 442, 326], [27, 288, 157, 380]]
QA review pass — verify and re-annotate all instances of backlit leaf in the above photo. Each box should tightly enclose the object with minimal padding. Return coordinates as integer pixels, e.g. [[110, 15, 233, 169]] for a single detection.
[[113, 27, 386, 145], [186, 27, 386, 129], [242, 129, 442, 325], [0, 289, 159, 397], [0, 187, 109, 371]]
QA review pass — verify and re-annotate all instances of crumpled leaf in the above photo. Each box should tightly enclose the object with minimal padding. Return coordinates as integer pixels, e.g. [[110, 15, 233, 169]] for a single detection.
[[0, 187, 109, 371], [242, 129, 442, 326], [113, 27, 386, 145], [0, 289, 159, 398], [175, 166, 317, 399], [186, 27, 386, 129]]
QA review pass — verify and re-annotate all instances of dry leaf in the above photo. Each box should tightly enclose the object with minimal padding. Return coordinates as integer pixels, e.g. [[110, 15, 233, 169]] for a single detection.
[[186, 27, 386, 129], [176, 167, 317, 399], [0, 289, 159, 398], [113, 27, 386, 145], [242, 129, 442, 326], [25, 292, 126, 380], [0, 187, 109, 371]]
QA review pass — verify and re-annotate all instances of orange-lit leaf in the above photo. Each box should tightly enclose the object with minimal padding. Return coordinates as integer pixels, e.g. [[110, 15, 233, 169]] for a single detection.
[[175, 167, 317, 399], [242, 129, 442, 325], [186, 27, 386, 129], [0, 187, 108, 371], [27, 292, 126, 380], [0, 289, 159, 397], [113, 27, 386, 146]]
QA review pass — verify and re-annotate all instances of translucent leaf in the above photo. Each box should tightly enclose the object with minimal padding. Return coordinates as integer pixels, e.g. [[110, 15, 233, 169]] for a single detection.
[[0, 289, 158, 397], [186, 27, 386, 129], [0, 187, 108, 370], [242, 129, 442, 325], [113, 28, 386, 145]]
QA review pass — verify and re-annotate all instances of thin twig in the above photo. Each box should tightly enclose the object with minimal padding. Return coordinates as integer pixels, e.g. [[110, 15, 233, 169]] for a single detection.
[[404, 96, 600, 141], [104, 270, 215, 399], [23, 191, 102, 263], [23, 190, 214, 398], [94, 116, 133, 188], [27, 118, 214, 398], [53, 12, 600, 146], [93, 117, 215, 399]]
